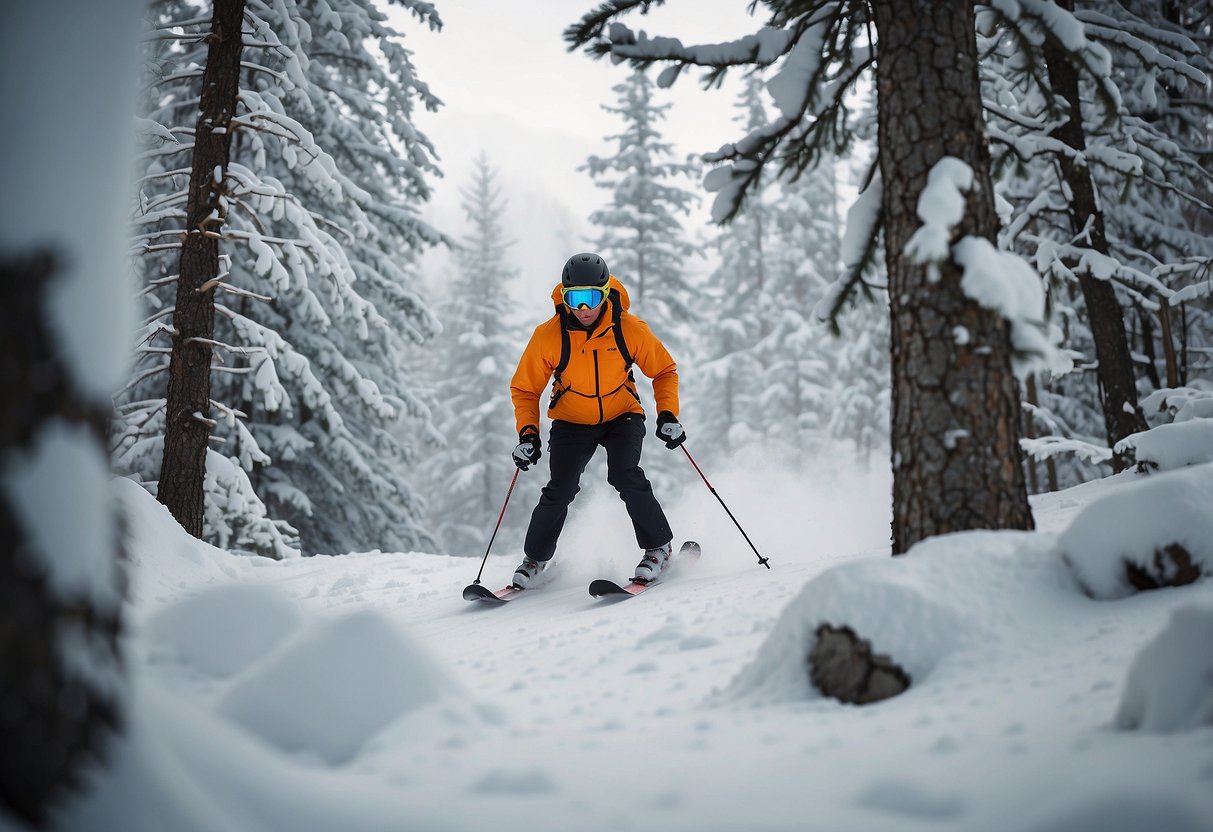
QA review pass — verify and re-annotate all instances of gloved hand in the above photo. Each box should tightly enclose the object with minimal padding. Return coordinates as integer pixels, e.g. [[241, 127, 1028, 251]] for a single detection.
[[512, 429, 542, 470], [655, 411, 686, 449]]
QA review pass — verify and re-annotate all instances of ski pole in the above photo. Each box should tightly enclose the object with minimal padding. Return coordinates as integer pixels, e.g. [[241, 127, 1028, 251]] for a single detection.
[[472, 468, 520, 585], [681, 445, 770, 569]]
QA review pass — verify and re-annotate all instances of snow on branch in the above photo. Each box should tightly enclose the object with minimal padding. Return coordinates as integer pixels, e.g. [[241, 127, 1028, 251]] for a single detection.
[[813, 168, 883, 333], [982, 0, 1121, 122], [1021, 434, 1113, 465], [1074, 9, 1208, 87], [606, 25, 796, 87], [1165, 258, 1213, 305], [905, 157, 1069, 378], [904, 157, 974, 281]]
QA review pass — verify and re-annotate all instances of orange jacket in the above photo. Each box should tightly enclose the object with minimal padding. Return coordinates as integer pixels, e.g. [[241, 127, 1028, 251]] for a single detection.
[[511, 276, 678, 434]]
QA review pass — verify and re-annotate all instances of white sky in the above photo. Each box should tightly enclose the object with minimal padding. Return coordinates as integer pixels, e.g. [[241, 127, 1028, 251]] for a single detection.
[[387, 0, 769, 305]]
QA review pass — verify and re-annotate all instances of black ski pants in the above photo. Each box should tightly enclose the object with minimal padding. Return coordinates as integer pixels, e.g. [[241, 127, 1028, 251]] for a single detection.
[[524, 413, 672, 561]]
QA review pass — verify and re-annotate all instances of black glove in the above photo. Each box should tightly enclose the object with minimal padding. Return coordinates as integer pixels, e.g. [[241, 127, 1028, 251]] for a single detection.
[[512, 429, 542, 470], [655, 411, 686, 449]]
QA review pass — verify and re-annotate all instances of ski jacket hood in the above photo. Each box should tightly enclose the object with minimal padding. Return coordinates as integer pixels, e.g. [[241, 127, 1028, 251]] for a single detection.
[[511, 275, 678, 435]]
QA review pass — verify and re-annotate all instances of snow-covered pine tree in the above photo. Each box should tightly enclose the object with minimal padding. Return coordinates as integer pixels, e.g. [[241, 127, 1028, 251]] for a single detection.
[[569, 1, 1039, 553], [425, 154, 527, 554], [768, 151, 890, 463], [975, 0, 1213, 475], [582, 69, 701, 350], [119, 0, 447, 556], [154, 0, 247, 541], [695, 75, 774, 461]]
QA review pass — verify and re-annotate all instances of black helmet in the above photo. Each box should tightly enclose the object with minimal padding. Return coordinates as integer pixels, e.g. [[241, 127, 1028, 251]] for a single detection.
[[561, 253, 610, 288]]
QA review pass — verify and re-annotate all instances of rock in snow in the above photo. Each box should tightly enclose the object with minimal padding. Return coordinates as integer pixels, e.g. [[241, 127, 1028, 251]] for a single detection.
[[1059, 463, 1213, 599]]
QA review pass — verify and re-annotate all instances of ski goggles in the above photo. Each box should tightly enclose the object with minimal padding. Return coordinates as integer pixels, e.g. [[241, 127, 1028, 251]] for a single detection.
[[561, 285, 608, 310]]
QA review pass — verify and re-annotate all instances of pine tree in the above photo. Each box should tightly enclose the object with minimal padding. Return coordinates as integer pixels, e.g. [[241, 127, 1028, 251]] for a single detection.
[[757, 155, 845, 456], [979, 0, 1212, 482], [583, 69, 701, 343], [569, 1, 1039, 553], [118, 0, 447, 556], [425, 154, 528, 553], [696, 76, 773, 460], [157, 0, 246, 539]]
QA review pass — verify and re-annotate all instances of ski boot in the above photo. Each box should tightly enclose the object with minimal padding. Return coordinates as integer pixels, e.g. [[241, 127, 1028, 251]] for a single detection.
[[632, 542, 672, 584]]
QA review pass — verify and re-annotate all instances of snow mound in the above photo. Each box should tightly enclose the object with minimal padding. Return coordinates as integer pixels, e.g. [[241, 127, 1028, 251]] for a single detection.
[[719, 531, 1066, 703], [1059, 463, 1213, 599], [113, 476, 241, 610], [1115, 602, 1213, 733], [1115, 418, 1213, 471], [216, 611, 457, 764], [147, 584, 302, 678]]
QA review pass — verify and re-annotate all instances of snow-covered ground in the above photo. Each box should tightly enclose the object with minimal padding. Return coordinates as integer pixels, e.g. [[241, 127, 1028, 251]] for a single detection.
[[22, 459, 1213, 832]]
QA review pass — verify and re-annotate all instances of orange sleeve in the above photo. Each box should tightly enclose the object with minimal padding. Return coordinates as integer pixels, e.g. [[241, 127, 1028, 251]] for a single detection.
[[628, 318, 679, 418], [510, 322, 555, 435]]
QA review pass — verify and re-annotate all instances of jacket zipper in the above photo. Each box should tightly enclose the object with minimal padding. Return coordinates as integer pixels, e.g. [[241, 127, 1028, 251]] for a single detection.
[[593, 350, 603, 423]]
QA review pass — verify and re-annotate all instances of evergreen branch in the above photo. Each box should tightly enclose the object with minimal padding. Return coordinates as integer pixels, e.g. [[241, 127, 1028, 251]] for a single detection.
[[135, 241, 185, 255], [135, 167, 191, 185], [152, 69, 203, 88], [820, 206, 883, 336], [564, 0, 664, 55], [114, 363, 169, 398], [139, 306, 176, 329], [239, 61, 290, 84]]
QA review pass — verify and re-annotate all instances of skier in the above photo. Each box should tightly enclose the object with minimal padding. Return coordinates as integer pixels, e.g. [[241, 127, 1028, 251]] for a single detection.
[[508, 252, 686, 589]]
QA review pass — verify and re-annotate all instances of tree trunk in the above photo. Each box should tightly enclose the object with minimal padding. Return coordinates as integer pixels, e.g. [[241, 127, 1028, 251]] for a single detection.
[[0, 253, 126, 826], [1040, 9, 1149, 470], [158, 0, 246, 536], [1024, 373, 1040, 494], [1157, 300, 1179, 388], [871, 0, 1034, 554]]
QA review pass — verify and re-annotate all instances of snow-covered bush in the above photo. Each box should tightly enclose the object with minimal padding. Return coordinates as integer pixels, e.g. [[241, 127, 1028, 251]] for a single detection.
[[1059, 463, 1213, 599], [1115, 602, 1213, 733]]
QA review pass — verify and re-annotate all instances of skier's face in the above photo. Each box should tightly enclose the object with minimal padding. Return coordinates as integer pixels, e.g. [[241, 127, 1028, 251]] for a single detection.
[[571, 304, 603, 327]]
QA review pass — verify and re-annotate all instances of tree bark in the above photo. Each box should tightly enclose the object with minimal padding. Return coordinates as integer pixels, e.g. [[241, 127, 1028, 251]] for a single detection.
[[1040, 8, 1149, 471], [871, 0, 1035, 554], [0, 253, 126, 826], [158, 0, 246, 536]]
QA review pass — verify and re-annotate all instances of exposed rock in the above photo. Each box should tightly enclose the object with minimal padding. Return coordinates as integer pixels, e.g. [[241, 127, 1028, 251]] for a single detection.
[[1125, 543, 1202, 592], [809, 623, 910, 705]]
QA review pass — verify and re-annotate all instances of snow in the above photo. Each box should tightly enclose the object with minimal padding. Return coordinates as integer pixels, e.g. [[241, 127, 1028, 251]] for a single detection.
[[31, 458, 1213, 832], [216, 610, 457, 765], [765, 22, 828, 119], [905, 156, 974, 277], [0, 419, 121, 611], [147, 584, 302, 679], [1115, 419, 1213, 470], [900, 157, 1069, 379], [954, 236, 1070, 378], [1058, 463, 1213, 600], [1116, 602, 1213, 733]]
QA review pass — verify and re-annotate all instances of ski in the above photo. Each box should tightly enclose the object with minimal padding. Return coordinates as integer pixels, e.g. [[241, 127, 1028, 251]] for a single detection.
[[588, 540, 700, 599], [462, 583, 524, 604]]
